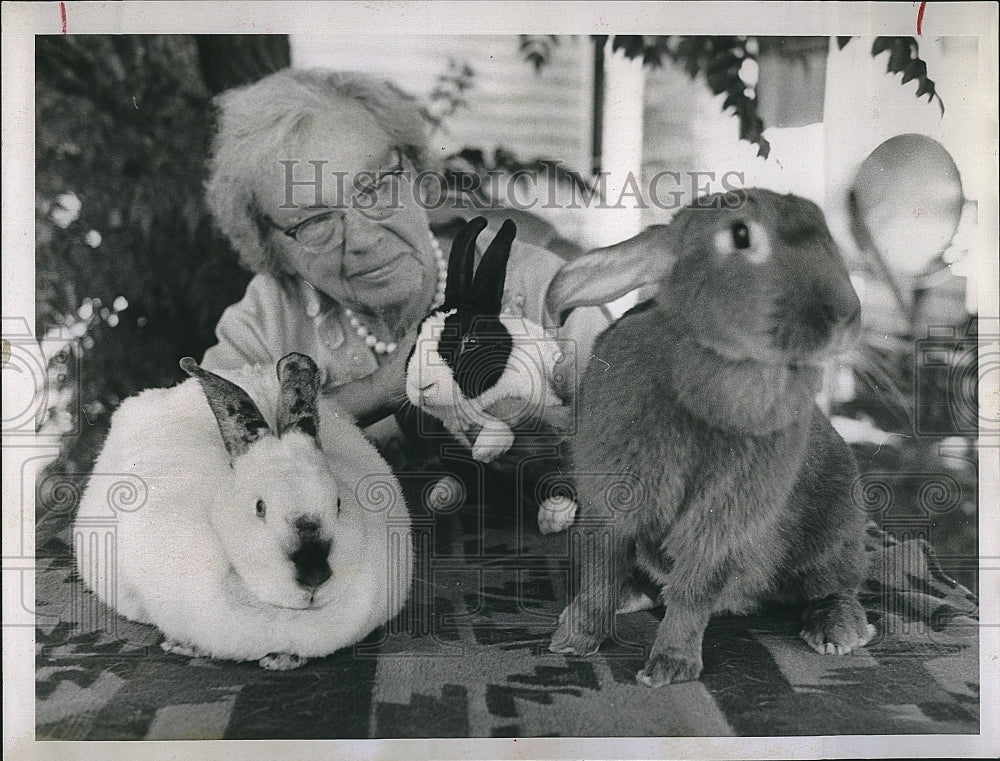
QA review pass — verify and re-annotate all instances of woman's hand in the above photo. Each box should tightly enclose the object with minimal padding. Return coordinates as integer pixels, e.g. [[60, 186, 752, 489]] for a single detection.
[[325, 329, 417, 429]]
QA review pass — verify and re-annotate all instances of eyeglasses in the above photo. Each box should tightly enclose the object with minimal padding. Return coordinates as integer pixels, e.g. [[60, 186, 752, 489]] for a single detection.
[[265, 150, 409, 253]]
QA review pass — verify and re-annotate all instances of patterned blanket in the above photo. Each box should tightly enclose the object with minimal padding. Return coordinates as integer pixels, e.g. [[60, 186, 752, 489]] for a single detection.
[[34, 469, 979, 740]]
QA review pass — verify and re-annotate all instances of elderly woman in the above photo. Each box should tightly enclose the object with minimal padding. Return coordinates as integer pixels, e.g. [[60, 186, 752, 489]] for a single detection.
[[201, 68, 654, 473]]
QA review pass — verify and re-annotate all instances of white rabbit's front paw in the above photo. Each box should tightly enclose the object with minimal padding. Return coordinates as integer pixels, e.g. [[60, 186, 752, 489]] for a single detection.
[[161, 639, 208, 659], [537, 496, 577, 534], [471, 422, 515, 462], [259, 652, 308, 670]]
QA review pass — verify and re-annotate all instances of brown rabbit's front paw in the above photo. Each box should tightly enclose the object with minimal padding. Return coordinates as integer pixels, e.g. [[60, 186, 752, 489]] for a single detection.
[[549, 611, 604, 656], [636, 652, 703, 687], [259, 652, 308, 670], [800, 594, 876, 655]]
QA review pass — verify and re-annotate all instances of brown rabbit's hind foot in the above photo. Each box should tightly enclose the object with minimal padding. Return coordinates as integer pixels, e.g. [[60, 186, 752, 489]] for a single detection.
[[636, 651, 703, 687], [800, 593, 875, 655], [258, 652, 308, 670]]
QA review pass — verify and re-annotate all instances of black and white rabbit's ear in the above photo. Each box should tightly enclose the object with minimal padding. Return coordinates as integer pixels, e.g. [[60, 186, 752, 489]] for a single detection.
[[180, 357, 272, 460], [443, 217, 488, 310], [468, 218, 516, 315], [275, 352, 321, 444], [543, 221, 685, 326]]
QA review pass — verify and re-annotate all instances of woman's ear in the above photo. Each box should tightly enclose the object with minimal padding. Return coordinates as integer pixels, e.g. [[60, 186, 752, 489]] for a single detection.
[[543, 223, 680, 326]]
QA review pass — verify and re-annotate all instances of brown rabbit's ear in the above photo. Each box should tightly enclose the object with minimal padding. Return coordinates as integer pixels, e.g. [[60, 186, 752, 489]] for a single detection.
[[543, 223, 681, 326], [443, 217, 487, 310], [180, 357, 272, 460], [275, 352, 321, 445]]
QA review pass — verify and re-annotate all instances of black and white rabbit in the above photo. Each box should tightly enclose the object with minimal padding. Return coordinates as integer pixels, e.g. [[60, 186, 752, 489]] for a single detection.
[[549, 188, 875, 686], [405, 217, 582, 531], [405, 217, 566, 461]]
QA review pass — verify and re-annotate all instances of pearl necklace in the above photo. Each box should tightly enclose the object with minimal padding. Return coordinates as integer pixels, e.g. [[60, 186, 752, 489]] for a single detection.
[[341, 234, 448, 356]]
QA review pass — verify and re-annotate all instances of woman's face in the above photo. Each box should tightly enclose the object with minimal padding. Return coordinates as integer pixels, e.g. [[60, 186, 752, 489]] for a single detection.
[[256, 100, 435, 314]]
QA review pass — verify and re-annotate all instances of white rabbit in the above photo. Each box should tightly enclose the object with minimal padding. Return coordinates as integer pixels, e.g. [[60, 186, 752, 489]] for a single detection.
[[73, 352, 411, 670]]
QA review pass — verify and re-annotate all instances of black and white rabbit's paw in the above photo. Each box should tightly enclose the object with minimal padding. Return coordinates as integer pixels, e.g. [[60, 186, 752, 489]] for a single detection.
[[161, 638, 209, 659], [537, 495, 578, 534], [259, 652, 309, 670], [799, 594, 875, 655], [636, 652, 703, 687], [424, 475, 466, 512], [471, 421, 515, 462]]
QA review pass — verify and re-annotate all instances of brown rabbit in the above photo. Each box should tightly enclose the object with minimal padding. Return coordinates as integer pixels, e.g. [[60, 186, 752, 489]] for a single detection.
[[549, 188, 875, 686]]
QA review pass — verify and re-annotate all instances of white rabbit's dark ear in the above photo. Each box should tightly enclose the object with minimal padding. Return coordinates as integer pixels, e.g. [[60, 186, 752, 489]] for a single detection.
[[275, 352, 321, 445], [180, 357, 272, 460], [543, 222, 682, 326], [468, 218, 516, 315], [443, 216, 487, 309]]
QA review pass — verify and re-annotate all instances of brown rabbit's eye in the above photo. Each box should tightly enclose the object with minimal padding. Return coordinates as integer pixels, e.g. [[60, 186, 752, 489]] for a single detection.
[[731, 221, 751, 250], [336, 497, 342, 514], [255, 499, 266, 519]]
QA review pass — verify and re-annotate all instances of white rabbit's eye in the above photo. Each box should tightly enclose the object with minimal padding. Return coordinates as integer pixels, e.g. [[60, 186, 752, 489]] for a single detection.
[[731, 221, 751, 250], [255, 499, 266, 519]]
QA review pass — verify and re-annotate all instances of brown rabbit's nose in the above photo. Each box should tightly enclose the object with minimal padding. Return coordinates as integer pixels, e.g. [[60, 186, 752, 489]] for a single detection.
[[843, 304, 862, 328], [812, 271, 862, 328], [816, 299, 860, 328]]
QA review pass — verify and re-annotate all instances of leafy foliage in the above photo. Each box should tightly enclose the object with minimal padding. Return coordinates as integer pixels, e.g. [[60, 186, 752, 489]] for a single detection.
[[441, 147, 594, 204], [523, 35, 948, 159], [423, 57, 477, 136], [870, 36, 945, 114], [552, 35, 769, 157], [424, 52, 594, 200], [518, 35, 561, 72], [837, 37, 943, 114], [35, 35, 287, 470]]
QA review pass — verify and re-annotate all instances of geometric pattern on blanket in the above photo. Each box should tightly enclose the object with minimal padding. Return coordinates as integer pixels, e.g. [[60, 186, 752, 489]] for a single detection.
[[35, 470, 979, 739]]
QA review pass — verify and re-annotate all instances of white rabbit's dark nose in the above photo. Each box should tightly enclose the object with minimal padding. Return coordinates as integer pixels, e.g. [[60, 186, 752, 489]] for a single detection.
[[291, 537, 332, 590], [291, 516, 331, 590], [293, 515, 322, 534]]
